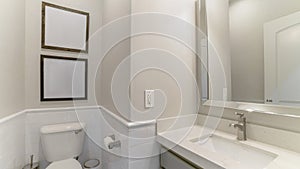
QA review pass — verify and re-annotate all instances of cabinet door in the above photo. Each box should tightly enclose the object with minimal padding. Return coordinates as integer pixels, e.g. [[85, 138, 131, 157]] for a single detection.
[[161, 151, 202, 169]]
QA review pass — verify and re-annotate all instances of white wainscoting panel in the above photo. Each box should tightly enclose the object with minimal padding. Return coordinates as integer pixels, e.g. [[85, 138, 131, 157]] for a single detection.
[[0, 111, 26, 169]]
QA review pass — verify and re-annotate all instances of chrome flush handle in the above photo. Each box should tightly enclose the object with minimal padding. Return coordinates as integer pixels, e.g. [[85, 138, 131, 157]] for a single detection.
[[235, 112, 244, 118], [74, 129, 83, 134]]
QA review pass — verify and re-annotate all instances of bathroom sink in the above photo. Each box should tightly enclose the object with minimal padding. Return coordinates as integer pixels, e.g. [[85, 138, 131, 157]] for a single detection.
[[190, 135, 277, 169]]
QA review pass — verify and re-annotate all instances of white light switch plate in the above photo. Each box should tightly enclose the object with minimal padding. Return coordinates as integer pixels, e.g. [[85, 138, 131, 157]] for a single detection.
[[145, 90, 154, 108]]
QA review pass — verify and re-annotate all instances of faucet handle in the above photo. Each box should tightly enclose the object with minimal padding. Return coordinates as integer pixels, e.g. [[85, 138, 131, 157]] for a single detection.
[[235, 112, 244, 118]]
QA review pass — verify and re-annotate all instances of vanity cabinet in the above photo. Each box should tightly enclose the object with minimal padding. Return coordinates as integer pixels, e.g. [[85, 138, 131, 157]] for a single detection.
[[161, 150, 203, 169]]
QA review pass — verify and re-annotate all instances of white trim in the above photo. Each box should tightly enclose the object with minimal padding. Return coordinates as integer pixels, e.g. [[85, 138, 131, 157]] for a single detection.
[[0, 105, 156, 129], [0, 110, 26, 124], [26, 105, 100, 113], [100, 106, 156, 129]]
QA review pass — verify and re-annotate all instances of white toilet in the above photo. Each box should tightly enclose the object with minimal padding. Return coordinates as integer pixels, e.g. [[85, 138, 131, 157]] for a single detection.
[[40, 122, 86, 169]]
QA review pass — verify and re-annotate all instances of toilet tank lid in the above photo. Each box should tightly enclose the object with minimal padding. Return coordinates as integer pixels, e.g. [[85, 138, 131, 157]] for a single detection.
[[40, 122, 86, 134]]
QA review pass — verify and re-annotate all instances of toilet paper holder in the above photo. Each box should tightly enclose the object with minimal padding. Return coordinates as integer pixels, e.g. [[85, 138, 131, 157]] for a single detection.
[[107, 135, 121, 149]]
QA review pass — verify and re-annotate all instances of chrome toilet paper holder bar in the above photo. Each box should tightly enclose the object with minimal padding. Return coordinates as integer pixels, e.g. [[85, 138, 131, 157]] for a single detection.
[[107, 135, 121, 149]]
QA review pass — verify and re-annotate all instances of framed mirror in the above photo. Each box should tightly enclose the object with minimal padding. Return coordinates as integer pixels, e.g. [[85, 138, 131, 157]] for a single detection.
[[200, 0, 300, 109], [41, 55, 88, 101], [42, 2, 90, 53], [229, 0, 300, 107]]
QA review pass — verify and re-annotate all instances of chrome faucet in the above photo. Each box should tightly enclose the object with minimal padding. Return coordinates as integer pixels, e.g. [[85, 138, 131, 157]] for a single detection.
[[229, 112, 247, 141]]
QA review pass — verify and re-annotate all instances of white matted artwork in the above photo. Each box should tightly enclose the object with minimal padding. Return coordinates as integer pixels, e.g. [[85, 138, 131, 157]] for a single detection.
[[41, 55, 88, 101], [42, 2, 89, 53]]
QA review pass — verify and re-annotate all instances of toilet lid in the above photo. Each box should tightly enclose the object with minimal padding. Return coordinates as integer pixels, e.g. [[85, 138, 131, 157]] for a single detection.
[[46, 158, 82, 169]]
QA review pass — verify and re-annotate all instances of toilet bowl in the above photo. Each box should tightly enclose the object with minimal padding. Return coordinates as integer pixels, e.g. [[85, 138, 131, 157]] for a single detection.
[[40, 122, 86, 169], [46, 158, 82, 169]]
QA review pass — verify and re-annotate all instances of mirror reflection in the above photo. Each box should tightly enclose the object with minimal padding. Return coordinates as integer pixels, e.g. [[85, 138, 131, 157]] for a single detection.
[[229, 0, 300, 106]]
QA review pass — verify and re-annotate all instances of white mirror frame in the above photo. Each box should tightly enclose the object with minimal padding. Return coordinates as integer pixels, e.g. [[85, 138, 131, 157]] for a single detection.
[[203, 100, 300, 117]]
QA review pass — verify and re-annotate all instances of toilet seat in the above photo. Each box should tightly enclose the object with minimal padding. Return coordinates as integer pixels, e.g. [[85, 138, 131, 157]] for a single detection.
[[46, 158, 82, 169]]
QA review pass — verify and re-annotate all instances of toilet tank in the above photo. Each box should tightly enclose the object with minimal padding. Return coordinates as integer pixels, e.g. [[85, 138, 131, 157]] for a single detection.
[[40, 122, 86, 162]]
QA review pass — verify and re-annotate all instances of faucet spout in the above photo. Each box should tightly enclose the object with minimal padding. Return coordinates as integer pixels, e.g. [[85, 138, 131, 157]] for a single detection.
[[229, 112, 247, 141]]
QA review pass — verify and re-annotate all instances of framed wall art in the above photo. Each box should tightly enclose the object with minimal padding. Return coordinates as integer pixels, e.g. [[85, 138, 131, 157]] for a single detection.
[[41, 55, 88, 101], [42, 2, 90, 53]]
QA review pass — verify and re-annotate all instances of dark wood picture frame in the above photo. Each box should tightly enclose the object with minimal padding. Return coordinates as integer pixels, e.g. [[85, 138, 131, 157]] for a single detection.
[[41, 2, 90, 53], [41, 55, 88, 101]]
